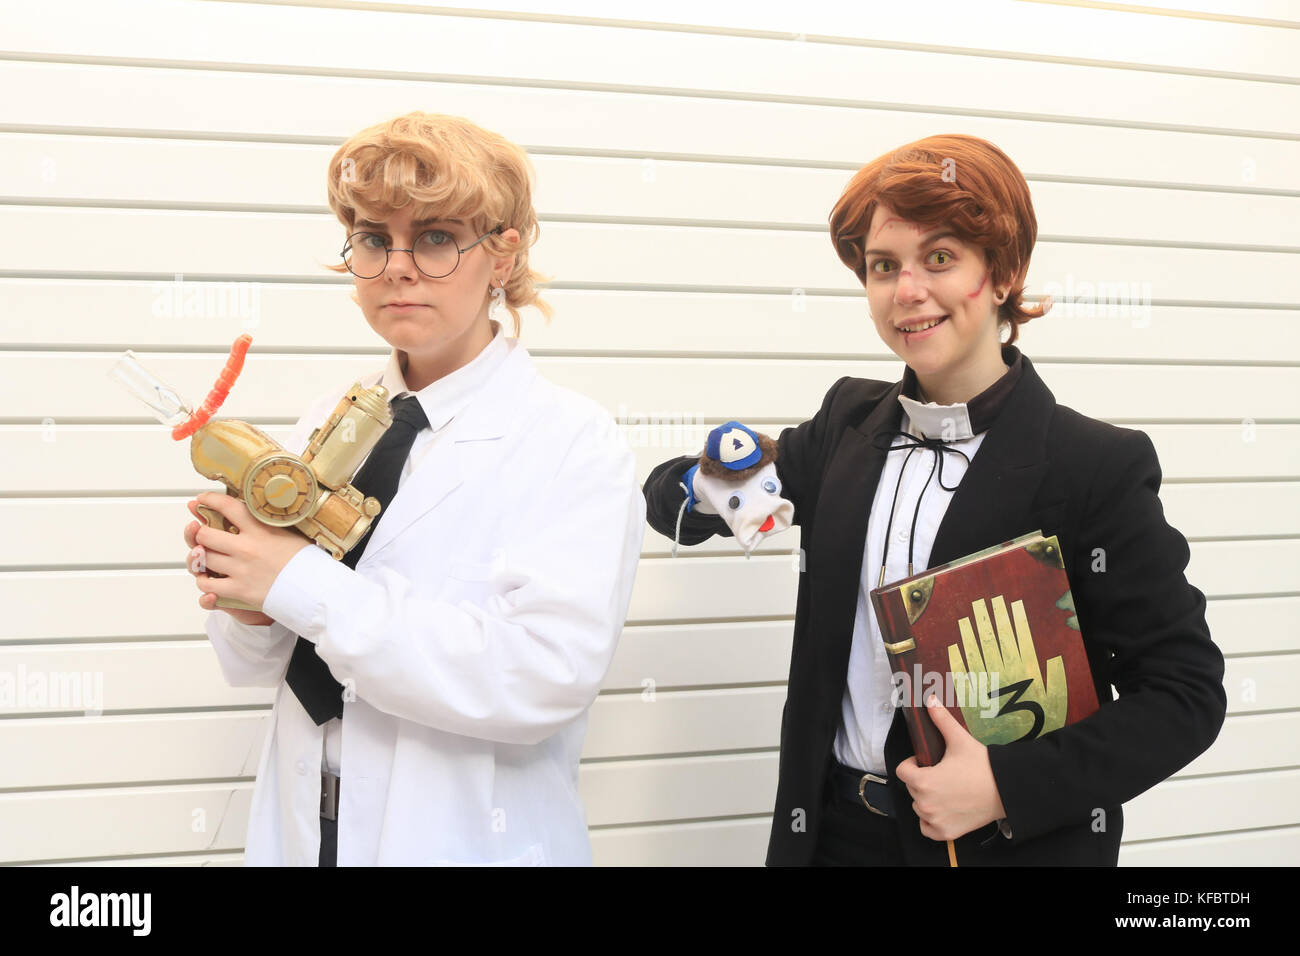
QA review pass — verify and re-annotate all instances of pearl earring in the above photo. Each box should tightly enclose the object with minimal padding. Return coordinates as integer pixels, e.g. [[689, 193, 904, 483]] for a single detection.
[[489, 279, 505, 322]]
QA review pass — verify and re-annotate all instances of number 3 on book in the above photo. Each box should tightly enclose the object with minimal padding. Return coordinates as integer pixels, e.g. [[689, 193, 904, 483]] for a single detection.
[[949, 595, 1068, 745]]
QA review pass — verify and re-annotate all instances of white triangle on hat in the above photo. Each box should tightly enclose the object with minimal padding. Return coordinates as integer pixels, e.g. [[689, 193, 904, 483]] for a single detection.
[[719, 427, 757, 465]]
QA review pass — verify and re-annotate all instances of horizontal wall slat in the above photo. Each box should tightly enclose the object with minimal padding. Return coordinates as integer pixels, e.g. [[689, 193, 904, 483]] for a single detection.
[[0, 754, 781, 860], [5, 422, 1296, 499], [1, 702, 1289, 790], [4, 353, 1297, 425], [1123, 767, 1299, 842], [0, 546, 1290, 642], [0, 622, 794, 708], [2, 62, 1296, 191], [465, 0, 1300, 80], [4, 760, 1292, 863], [0, 592, 1286, 682], [0, 783, 252, 862], [0, 545, 1278, 645], [5, 134, 1299, 249], [5, 280, 1298, 366], [0, 690, 786, 788], [11, 1, 1297, 134], [5, 208, 1297, 305], [38, 818, 775, 866], [1, 483, 1293, 572], [1119, 825, 1300, 866], [36, 821, 1300, 867]]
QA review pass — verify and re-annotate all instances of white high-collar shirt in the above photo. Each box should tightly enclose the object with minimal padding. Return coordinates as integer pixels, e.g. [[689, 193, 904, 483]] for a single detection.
[[322, 320, 509, 774], [832, 395, 990, 775]]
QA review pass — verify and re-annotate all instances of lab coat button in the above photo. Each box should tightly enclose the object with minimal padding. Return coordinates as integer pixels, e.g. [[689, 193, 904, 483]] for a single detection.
[[295, 759, 308, 775]]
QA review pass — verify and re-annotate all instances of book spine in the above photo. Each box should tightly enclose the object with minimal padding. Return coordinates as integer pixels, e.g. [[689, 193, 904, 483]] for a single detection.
[[871, 590, 945, 767]]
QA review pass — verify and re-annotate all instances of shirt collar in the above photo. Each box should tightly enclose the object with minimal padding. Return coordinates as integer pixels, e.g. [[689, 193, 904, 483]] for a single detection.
[[897, 344, 1024, 439], [378, 319, 510, 433]]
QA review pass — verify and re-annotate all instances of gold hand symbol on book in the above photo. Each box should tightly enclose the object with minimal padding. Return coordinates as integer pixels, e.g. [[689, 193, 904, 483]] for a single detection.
[[948, 595, 1068, 745]]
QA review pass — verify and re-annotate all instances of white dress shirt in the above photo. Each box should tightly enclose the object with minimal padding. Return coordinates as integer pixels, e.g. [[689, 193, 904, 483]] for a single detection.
[[322, 320, 509, 775], [832, 394, 990, 775]]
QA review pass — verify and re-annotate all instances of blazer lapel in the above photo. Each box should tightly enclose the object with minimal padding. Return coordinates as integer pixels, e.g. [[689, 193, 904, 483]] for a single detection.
[[806, 381, 905, 681], [355, 341, 539, 567], [927, 356, 1057, 568]]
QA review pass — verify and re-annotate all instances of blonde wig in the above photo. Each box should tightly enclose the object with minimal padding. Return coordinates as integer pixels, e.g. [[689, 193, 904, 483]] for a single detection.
[[324, 111, 552, 335]]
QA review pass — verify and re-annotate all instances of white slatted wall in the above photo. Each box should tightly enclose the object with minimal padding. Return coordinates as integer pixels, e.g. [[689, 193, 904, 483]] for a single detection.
[[1, 0, 1297, 866]]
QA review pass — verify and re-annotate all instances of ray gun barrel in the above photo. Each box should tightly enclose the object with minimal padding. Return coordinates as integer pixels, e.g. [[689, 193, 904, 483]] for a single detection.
[[110, 336, 393, 612]]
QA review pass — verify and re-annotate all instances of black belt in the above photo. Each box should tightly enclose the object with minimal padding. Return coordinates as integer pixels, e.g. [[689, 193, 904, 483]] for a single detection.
[[828, 759, 894, 818], [321, 771, 340, 821]]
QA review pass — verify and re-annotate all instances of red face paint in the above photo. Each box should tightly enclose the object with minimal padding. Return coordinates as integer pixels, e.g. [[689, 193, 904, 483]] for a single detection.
[[871, 216, 908, 240], [966, 273, 988, 299]]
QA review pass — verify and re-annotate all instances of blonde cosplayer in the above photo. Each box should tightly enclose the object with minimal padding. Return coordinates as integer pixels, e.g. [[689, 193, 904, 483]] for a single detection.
[[323, 111, 552, 336]]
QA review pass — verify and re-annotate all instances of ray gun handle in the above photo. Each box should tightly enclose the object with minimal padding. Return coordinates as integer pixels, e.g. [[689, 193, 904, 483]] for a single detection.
[[192, 383, 393, 612]]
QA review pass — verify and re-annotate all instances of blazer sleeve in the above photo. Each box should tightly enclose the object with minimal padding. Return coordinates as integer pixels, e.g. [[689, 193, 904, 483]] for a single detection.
[[259, 410, 645, 746], [641, 375, 852, 546], [986, 428, 1227, 843]]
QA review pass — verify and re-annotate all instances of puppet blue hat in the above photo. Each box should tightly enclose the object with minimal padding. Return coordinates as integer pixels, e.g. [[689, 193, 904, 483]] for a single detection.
[[706, 421, 763, 470]]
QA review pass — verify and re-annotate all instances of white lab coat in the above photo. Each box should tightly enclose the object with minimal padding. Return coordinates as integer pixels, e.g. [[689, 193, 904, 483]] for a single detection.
[[204, 338, 644, 865]]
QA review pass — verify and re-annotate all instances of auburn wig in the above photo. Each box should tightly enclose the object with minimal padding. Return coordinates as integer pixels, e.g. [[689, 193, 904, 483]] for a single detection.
[[324, 111, 551, 335], [829, 134, 1050, 345]]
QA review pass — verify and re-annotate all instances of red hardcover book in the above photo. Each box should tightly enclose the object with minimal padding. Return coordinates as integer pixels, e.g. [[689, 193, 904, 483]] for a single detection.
[[870, 530, 1099, 767]]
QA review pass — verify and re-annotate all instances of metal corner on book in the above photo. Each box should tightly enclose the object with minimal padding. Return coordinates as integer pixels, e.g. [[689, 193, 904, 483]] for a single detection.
[[1025, 535, 1064, 569], [904, 575, 934, 625]]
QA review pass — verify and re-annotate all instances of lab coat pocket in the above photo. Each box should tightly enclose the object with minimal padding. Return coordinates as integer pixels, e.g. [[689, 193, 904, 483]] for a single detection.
[[442, 557, 500, 608]]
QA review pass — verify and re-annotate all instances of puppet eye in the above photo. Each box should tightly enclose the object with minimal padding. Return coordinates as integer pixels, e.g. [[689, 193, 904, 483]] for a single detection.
[[762, 477, 780, 495], [727, 492, 745, 510]]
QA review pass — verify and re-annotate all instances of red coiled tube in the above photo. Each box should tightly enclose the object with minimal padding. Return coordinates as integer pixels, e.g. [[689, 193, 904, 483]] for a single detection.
[[172, 334, 253, 440]]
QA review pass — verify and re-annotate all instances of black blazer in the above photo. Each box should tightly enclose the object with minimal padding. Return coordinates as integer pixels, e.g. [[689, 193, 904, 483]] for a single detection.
[[643, 347, 1226, 866]]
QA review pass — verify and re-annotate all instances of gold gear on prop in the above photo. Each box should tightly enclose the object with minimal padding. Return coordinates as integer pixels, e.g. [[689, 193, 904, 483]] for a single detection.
[[243, 455, 318, 525]]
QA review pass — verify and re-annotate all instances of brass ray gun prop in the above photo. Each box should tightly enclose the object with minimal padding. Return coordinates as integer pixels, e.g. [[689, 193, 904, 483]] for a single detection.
[[110, 335, 393, 612]]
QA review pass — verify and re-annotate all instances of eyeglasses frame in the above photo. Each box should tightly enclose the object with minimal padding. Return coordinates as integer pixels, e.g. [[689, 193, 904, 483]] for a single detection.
[[341, 223, 505, 279]]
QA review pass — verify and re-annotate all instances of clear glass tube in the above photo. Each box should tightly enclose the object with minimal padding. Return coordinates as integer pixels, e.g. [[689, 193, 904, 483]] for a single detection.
[[108, 350, 192, 427]]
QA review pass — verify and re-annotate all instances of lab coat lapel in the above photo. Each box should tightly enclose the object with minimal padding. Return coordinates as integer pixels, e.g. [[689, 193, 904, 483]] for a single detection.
[[356, 341, 539, 567]]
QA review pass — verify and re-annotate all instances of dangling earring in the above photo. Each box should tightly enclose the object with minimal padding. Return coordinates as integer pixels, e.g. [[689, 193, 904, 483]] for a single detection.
[[489, 279, 505, 323]]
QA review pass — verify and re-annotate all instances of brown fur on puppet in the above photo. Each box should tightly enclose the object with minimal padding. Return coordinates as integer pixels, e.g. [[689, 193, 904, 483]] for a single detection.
[[697, 432, 778, 483]]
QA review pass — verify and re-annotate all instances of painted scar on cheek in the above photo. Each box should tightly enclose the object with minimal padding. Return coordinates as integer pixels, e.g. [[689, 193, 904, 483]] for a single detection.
[[966, 273, 988, 299]]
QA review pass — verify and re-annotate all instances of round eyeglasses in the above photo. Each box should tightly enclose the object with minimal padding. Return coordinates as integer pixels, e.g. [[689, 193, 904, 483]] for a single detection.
[[341, 224, 503, 279]]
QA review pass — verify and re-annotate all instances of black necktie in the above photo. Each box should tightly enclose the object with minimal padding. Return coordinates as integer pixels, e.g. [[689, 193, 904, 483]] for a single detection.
[[285, 394, 430, 725]]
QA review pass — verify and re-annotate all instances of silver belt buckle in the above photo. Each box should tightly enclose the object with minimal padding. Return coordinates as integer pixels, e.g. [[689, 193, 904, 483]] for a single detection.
[[321, 771, 340, 821], [858, 772, 889, 817]]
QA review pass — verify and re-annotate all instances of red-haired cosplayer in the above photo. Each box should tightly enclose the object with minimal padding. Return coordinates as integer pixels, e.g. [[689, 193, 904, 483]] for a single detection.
[[644, 134, 1226, 865]]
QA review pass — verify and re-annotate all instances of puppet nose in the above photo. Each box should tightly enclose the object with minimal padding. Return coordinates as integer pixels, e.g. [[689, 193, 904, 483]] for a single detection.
[[759, 515, 775, 533]]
